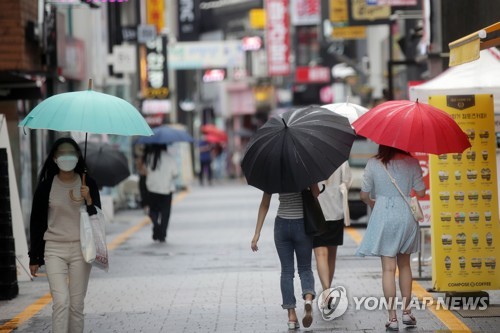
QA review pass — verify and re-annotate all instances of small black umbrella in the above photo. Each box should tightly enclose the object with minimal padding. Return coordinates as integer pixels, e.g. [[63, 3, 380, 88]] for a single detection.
[[78, 142, 130, 188], [241, 106, 356, 194]]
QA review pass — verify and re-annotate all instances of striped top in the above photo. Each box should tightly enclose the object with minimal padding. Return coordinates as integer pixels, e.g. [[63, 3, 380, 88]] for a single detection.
[[277, 192, 303, 219]]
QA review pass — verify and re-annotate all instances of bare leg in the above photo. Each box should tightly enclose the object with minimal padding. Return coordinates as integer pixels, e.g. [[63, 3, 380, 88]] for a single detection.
[[381, 256, 397, 320], [397, 253, 413, 310], [327, 246, 338, 286], [288, 308, 297, 322], [313, 247, 330, 291]]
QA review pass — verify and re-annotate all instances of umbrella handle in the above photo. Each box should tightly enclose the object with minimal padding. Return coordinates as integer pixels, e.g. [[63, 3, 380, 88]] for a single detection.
[[69, 173, 87, 202]]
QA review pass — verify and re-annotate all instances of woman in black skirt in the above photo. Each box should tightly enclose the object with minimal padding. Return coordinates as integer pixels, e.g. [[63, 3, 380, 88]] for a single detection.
[[314, 162, 351, 308]]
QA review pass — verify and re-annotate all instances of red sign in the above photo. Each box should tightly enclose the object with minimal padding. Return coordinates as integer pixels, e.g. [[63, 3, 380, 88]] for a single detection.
[[265, 0, 290, 76], [295, 66, 330, 83]]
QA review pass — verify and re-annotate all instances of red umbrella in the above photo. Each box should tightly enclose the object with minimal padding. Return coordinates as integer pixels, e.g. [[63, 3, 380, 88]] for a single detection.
[[201, 124, 228, 142], [204, 133, 227, 144], [352, 100, 471, 154]]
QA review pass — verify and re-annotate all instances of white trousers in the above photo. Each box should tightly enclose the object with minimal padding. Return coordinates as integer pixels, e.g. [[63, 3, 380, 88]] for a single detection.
[[45, 241, 92, 333]]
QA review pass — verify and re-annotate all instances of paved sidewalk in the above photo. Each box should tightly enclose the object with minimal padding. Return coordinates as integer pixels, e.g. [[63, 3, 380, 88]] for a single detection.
[[1, 181, 499, 332]]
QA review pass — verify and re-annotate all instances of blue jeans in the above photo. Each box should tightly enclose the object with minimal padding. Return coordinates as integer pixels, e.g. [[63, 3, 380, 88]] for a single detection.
[[274, 216, 315, 309]]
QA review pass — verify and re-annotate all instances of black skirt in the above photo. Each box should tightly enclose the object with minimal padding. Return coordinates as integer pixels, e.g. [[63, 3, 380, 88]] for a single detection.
[[313, 219, 344, 248]]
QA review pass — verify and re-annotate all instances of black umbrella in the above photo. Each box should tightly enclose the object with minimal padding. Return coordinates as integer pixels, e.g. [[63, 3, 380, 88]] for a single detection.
[[78, 142, 130, 187], [241, 106, 356, 194]]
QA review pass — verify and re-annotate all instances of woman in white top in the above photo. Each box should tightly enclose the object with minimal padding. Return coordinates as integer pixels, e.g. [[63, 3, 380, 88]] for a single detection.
[[315, 162, 352, 308], [144, 144, 178, 242]]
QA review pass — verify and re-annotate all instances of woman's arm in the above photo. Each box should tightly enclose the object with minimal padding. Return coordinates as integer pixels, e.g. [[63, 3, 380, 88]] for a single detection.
[[84, 176, 101, 215], [360, 191, 375, 209], [310, 183, 321, 197], [251, 192, 271, 252], [414, 188, 426, 198]]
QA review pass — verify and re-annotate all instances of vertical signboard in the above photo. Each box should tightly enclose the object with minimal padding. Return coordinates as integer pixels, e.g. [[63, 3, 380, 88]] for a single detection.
[[177, 0, 200, 41], [429, 94, 500, 291], [144, 36, 169, 99], [146, 0, 165, 33], [265, 0, 291, 76]]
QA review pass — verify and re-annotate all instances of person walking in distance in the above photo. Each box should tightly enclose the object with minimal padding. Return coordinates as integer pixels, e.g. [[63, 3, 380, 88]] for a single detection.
[[251, 185, 320, 330], [29, 137, 101, 333], [144, 144, 178, 242], [314, 161, 352, 309], [356, 145, 425, 331], [198, 138, 213, 185]]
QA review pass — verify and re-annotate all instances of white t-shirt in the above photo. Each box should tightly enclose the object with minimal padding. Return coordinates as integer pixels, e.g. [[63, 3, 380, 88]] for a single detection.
[[146, 151, 178, 194]]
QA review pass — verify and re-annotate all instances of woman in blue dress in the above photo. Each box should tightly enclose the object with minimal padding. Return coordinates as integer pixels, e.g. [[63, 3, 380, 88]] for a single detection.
[[356, 145, 425, 331]]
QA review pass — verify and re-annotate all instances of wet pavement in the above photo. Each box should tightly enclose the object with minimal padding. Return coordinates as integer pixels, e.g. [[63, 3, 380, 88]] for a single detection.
[[1, 181, 499, 332]]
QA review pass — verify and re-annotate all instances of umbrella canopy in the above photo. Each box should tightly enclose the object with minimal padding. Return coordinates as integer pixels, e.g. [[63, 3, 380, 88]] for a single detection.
[[352, 100, 471, 154], [19, 82, 153, 136], [204, 133, 227, 144], [241, 106, 356, 194], [321, 102, 368, 125], [201, 124, 228, 141], [78, 142, 130, 187], [135, 125, 193, 145]]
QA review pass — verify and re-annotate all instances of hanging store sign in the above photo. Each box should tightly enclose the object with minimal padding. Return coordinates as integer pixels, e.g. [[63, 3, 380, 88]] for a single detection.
[[178, 0, 200, 41], [203, 69, 225, 82], [348, 0, 391, 25], [290, 0, 320, 26], [146, 0, 164, 33], [265, 0, 291, 76], [295, 66, 330, 83], [167, 41, 244, 69], [143, 36, 169, 98], [242, 36, 262, 51]]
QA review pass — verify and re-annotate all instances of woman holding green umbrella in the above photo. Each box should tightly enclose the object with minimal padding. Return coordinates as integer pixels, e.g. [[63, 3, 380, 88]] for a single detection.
[[29, 137, 101, 333]]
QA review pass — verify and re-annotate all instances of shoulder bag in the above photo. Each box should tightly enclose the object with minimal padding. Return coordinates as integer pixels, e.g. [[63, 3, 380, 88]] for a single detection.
[[382, 163, 424, 223], [302, 186, 328, 236]]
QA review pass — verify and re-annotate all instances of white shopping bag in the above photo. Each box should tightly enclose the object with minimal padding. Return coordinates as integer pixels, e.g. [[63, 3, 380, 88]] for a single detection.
[[90, 207, 109, 272], [80, 207, 96, 263]]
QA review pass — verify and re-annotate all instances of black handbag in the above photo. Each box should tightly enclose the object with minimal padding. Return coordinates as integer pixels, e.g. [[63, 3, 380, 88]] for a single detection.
[[302, 187, 327, 236]]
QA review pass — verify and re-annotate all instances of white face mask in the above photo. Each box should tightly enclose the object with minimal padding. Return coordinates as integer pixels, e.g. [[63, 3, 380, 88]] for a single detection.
[[55, 155, 78, 171]]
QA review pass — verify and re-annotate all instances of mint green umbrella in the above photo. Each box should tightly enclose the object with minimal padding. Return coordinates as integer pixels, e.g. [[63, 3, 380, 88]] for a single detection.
[[19, 80, 153, 136]]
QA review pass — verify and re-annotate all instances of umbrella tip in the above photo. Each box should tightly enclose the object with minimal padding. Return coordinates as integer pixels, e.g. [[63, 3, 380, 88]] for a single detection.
[[416, 98, 419, 103], [282, 118, 288, 128], [88, 79, 93, 91]]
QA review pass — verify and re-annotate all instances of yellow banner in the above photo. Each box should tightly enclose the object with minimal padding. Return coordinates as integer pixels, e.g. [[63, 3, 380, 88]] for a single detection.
[[332, 26, 366, 40], [250, 9, 266, 29], [146, 0, 164, 33], [429, 94, 499, 291], [350, 0, 391, 22], [330, 0, 348, 23]]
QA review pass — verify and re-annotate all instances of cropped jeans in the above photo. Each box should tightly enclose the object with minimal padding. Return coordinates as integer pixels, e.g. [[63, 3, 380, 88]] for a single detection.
[[274, 216, 315, 309]]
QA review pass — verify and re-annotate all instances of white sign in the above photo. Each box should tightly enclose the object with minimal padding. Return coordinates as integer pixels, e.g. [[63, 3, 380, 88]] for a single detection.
[[167, 41, 244, 69], [108, 44, 137, 74], [290, 0, 320, 26]]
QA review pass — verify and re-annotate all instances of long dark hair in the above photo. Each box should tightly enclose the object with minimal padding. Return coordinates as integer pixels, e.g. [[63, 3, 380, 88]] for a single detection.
[[375, 145, 410, 165], [38, 137, 87, 183], [145, 144, 167, 171]]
